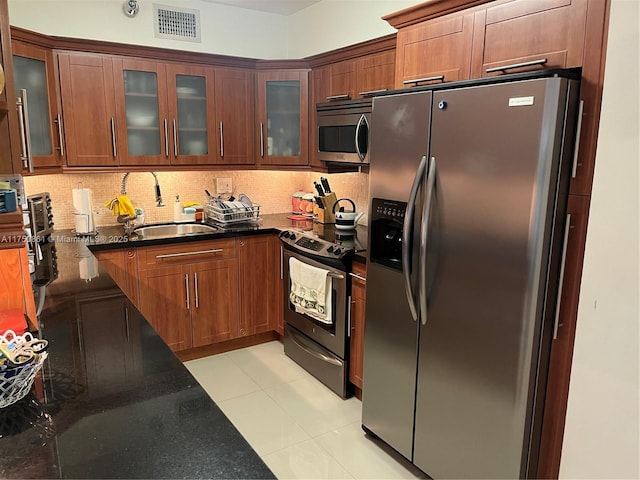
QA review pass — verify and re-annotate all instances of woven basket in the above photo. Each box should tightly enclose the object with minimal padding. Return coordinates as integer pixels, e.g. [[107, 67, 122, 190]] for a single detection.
[[0, 352, 47, 409]]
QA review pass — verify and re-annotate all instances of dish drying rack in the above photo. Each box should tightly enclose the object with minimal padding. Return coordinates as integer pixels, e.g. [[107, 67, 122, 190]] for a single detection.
[[204, 199, 261, 227]]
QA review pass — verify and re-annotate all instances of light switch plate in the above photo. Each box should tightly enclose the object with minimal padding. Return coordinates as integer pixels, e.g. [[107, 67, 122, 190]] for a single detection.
[[216, 177, 232, 194]]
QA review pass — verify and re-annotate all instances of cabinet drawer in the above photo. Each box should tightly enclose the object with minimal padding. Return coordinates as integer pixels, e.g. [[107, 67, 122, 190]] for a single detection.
[[138, 239, 236, 267]]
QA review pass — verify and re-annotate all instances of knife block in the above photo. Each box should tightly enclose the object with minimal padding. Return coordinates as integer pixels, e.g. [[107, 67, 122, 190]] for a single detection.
[[317, 192, 337, 224]]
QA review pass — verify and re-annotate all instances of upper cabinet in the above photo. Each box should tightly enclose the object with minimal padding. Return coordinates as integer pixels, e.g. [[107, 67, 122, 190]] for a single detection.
[[12, 40, 63, 172], [58, 52, 118, 168], [394, 11, 476, 88], [355, 50, 395, 97], [256, 70, 309, 167], [472, 0, 588, 77]]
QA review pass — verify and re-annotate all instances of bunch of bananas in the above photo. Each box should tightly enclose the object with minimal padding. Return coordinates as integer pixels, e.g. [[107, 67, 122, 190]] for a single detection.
[[105, 195, 136, 218]]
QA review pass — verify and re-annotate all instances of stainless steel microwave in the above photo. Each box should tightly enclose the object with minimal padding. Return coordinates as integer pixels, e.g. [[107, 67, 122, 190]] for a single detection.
[[316, 98, 371, 165]]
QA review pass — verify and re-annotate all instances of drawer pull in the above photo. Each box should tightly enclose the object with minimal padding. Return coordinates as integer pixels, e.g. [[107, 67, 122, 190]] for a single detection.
[[326, 94, 350, 101], [486, 58, 548, 74], [403, 75, 444, 85], [349, 272, 366, 282], [156, 248, 223, 259], [358, 89, 387, 97]]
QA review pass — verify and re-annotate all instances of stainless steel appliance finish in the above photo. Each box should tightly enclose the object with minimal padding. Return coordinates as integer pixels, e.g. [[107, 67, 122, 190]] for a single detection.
[[27, 192, 54, 239], [280, 229, 355, 398], [317, 99, 371, 165], [362, 72, 580, 479]]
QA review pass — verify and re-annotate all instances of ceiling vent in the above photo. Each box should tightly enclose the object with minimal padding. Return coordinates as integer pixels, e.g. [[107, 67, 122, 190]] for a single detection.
[[153, 4, 201, 42]]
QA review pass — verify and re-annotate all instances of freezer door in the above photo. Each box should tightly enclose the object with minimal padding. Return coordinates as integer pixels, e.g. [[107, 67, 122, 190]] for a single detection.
[[362, 91, 432, 460], [413, 78, 573, 478]]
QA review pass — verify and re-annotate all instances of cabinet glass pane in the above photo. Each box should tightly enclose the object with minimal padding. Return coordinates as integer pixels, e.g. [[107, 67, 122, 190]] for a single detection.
[[123, 70, 161, 156], [266, 80, 300, 157], [176, 74, 208, 156], [13, 55, 53, 156]]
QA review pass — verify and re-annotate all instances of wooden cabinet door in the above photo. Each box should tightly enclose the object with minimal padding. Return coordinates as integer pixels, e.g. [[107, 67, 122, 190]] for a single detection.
[[93, 248, 139, 306], [57, 52, 118, 167], [214, 68, 255, 166], [12, 41, 62, 171], [474, 0, 588, 77], [166, 63, 216, 166], [191, 259, 238, 346], [137, 264, 192, 351], [112, 57, 170, 166], [395, 11, 475, 88], [256, 70, 309, 166], [355, 51, 395, 98], [236, 235, 280, 337], [77, 291, 143, 394], [327, 60, 356, 100], [349, 261, 366, 390], [309, 66, 329, 169]]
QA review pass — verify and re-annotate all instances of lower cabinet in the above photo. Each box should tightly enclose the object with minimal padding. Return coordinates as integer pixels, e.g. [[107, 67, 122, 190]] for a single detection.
[[349, 261, 366, 391]]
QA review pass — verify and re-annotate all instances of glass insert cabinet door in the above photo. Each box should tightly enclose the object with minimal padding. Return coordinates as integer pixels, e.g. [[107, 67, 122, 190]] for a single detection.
[[123, 69, 161, 156], [175, 74, 208, 156], [257, 70, 309, 166]]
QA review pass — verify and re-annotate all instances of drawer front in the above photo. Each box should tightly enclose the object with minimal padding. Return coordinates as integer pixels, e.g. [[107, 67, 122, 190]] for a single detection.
[[139, 239, 236, 267]]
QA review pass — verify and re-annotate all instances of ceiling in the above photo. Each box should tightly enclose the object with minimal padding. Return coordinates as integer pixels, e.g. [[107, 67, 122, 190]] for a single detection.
[[200, 0, 322, 16]]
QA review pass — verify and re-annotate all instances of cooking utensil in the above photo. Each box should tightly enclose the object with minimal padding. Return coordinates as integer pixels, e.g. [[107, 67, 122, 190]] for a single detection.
[[314, 181, 325, 196], [321, 177, 331, 193]]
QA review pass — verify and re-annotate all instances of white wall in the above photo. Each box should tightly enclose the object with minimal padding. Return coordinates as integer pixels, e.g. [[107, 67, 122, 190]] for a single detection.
[[286, 0, 418, 58], [7, 0, 421, 59], [559, 0, 640, 477]]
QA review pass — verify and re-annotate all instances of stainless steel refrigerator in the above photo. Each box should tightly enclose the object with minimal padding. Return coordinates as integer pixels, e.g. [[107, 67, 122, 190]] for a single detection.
[[362, 70, 581, 479]]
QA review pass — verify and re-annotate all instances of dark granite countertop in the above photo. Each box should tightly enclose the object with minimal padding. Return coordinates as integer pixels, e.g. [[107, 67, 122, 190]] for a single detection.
[[0, 238, 275, 479]]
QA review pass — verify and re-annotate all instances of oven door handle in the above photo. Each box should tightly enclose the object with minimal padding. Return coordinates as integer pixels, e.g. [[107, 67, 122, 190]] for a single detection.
[[288, 329, 342, 366]]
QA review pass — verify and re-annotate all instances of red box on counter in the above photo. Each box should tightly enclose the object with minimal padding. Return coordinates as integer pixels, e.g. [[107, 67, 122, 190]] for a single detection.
[[0, 309, 29, 337]]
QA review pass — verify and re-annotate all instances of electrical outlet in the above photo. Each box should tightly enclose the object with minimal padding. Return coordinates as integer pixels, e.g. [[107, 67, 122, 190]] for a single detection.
[[216, 177, 232, 194]]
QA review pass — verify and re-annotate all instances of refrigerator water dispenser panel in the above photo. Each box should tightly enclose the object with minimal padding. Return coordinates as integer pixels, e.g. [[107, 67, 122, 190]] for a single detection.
[[370, 198, 406, 269]]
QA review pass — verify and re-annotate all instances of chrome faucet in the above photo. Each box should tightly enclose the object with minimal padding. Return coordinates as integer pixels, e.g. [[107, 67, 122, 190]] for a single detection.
[[120, 171, 165, 207]]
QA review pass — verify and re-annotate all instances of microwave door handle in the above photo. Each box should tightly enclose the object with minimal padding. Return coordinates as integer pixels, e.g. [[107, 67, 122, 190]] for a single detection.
[[354, 114, 368, 162], [402, 155, 428, 322], [419, 157, 437, 326]]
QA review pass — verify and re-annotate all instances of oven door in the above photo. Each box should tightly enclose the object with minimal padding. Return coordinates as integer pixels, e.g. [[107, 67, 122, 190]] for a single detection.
[[317, 112, 370, 165], [282, 248, 348, 359]]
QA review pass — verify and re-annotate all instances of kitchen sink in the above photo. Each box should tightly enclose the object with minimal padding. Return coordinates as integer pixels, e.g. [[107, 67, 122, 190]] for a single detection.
[[132, 223, 218, 239]]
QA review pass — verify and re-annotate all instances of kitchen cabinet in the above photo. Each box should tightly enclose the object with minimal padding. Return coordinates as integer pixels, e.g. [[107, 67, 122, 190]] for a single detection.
[[214, 68, 255, 166], [137, 239, 238, 351], [473, 0, 588, 78], [57, 52, 118, 167], [355, 50, 395, 97], [92, 248, 139, 305], [348, 261, 366, 393], [12, 40, 63, 172], [0, 245, 37, 326], [76, 290, 143, 395], [256, 69, 309, 166], [394, 10, 475, 88], [112, 57, 170, 166], [236, 235, 281, 337]]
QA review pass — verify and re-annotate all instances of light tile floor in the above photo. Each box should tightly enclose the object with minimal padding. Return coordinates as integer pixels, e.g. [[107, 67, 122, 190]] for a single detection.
[[185, 341, 423, 480]]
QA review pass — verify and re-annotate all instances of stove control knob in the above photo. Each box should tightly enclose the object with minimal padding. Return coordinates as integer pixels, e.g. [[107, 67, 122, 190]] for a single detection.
[[333, 248, 342, 255], [282, 231, 291, 238], [327, 246, 334, 253], [290, 234, 296, 241]]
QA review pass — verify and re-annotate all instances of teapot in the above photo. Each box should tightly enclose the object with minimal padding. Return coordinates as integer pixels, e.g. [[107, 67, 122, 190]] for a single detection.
[[332, 198, 364, 230]]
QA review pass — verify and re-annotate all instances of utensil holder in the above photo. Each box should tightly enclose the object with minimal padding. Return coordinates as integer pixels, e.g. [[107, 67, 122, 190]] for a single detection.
[[317, 192, 337, 224]]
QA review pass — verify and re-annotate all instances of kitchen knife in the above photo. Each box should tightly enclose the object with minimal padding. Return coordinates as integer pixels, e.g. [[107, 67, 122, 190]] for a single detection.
[[314, 181, 325, 196], [321, 177, 331, 193]]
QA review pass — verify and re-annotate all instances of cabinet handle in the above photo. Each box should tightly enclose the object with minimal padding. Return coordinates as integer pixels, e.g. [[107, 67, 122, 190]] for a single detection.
[[54, 114, 65, 158], [219, 121, 224, 157], [259, 122, 264, 157], [347, 295, 352, 338], [15, 92, 30, 171], [326, 94, 350, 101], [17, 89, 33, 172], [173, 119, 178, 157], [185, 273, 190, 310], [194, 271, 199, 309], [349, 272, 366, 282], [164, 119, 169, 158], [403, 75, 445, 86], [358, 89, 387, 97], [155, 248, 223, 259], [571, 100, 585, 178], [280, 245, 283, 280], [553, 214, 572, 340], [110, 117, 117, 157], [485, 58, 548, 74], [124, 304, 130, 342]]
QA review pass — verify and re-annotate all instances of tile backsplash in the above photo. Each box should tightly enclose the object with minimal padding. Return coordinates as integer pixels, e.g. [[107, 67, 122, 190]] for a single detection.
[[23, 170, 370, 230]]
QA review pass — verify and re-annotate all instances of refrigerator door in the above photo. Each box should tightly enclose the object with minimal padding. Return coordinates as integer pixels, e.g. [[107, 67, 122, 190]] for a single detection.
[[413, 77, 573, 478], [362, 91, 432, 460]]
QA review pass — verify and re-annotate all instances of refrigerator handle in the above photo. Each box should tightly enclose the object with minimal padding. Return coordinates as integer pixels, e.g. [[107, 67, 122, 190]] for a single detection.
[[419, 157, 437, 326], [402, 155, 428, 322]]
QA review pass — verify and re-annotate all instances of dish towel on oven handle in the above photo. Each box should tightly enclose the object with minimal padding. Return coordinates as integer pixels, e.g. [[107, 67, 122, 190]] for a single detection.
[[289, 257, 333, 324]]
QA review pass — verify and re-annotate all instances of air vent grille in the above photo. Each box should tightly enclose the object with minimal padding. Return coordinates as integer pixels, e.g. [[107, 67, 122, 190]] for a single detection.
[[153, 4, 201, 42]]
